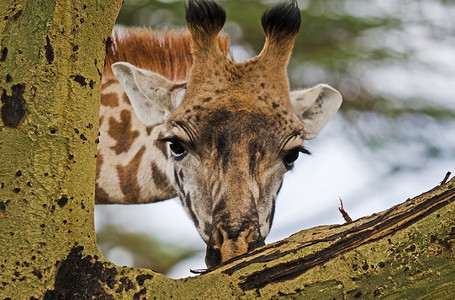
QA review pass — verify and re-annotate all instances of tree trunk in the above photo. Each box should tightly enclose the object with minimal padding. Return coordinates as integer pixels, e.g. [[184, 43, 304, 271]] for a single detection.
[[0, 0, 123, 298], [1, 1, 454, 299]]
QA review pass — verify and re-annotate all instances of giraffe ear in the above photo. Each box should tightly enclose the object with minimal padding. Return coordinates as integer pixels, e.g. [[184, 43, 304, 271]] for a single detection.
[[289, 84, 342, 140], [111, 62, 186, 127]]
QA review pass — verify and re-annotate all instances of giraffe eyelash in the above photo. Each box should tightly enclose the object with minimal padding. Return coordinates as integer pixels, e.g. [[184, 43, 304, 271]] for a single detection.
[[158, 137, 182, 144], [299, 147, 311, 156]]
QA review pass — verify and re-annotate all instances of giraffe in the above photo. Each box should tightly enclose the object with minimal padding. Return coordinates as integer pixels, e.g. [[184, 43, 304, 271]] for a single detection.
[[98, 0, 343, 268]]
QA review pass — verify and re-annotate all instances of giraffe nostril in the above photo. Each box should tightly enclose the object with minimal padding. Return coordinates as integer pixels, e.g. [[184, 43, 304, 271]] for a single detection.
[[213, 225, 225, 250], [244, 226, 255, 244]]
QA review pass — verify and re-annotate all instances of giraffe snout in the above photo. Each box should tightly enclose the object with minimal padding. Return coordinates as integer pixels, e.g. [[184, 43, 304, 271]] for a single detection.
[[205, 223, 264, 268]]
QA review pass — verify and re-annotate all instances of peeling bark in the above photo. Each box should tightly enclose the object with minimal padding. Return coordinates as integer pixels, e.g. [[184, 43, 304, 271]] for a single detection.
[[1, 1, 454, 299]]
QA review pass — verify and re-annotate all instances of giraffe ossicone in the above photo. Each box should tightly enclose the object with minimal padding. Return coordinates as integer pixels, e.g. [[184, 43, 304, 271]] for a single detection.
[[99, 0, 342, 268]]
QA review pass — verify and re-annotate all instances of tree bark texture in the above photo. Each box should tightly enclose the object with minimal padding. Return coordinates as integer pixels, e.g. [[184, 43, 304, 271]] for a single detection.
[[1, 1, 455, 299], [0, 0, 123, 298]]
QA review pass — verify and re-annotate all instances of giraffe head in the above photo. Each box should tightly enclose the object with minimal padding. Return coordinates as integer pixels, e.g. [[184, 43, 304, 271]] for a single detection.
[[112, 0, 342, 268]]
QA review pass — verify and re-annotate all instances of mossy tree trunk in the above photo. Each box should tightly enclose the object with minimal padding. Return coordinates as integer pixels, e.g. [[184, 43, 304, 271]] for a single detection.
[[0, 0, 123, 298], [1, 1, 455, 299]]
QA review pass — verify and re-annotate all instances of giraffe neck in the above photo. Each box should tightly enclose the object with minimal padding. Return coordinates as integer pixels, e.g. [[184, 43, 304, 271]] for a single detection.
[[95, 79, 176, 204]]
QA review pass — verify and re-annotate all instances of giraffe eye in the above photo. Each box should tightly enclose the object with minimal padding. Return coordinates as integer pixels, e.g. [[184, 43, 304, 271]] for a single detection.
[[160, 137, 189, 160], [283, 149, 300, 169], [168, 140, 188, 160], [283, 147, 311, 170]]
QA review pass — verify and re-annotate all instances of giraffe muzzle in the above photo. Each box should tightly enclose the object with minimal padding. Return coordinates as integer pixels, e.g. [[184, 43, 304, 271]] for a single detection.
[[205, 223, 264, 268]]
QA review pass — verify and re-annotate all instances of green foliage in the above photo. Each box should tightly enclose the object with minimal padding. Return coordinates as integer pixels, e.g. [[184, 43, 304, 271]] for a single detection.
[[97, 225, 197, 274]]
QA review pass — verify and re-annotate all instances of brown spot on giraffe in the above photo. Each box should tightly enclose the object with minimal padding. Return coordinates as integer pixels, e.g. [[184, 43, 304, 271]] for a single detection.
[[108, 110, 140, 155], [122, 92, 131, 105], [95, 184, 111, 204], [154, 133, 169, 159], [101, 79, 117, 90], [95, 152, 110, 204], [100, 92, 119, 108], [117, 146, 146, 203], [96, 151, 103, 179], [151, 161, 172, 193]]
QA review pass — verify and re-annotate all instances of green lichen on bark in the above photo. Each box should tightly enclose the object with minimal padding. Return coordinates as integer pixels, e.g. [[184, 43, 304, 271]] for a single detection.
[[0, 0, 123, 297]]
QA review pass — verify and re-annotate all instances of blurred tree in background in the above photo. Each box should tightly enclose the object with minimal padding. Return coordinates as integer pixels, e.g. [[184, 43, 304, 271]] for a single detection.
[[97, 225, 196, 273], [96, 0, 455, 276]]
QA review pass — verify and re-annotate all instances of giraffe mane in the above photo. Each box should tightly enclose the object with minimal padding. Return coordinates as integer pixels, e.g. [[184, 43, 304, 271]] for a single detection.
[[103, 27, 230, 82]]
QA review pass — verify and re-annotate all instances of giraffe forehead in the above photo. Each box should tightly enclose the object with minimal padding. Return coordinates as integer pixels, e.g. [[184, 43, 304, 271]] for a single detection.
[[170, 107, 303, 153], [184, 58, 292, 107], [202, 109, 276, 145]]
